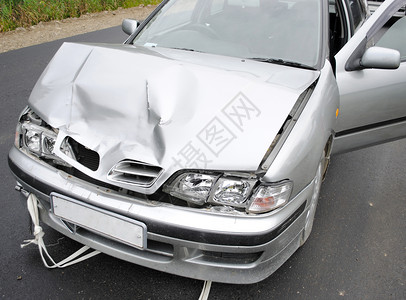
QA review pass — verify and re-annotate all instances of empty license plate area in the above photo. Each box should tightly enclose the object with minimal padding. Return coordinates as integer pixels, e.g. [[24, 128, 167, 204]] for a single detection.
[[51, 193, 146, 249]]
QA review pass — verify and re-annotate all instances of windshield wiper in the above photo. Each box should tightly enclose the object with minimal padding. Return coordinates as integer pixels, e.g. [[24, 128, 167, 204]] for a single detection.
[[248, 57, 316, 70], [170, 47, 203, 53]]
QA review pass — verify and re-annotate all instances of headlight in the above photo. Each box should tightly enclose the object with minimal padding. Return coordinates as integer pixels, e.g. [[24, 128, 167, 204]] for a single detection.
[[209, 177, 256, 207], [163, 173, 219, 205], [24, 128, 41, 153], [22, 123, 56, 157], [247, 182, 293, 214], [163, 171, 292, 214], [16, 107, 72, 167]]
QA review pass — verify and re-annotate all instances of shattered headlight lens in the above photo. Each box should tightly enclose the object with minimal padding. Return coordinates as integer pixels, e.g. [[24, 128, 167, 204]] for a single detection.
[[209, 177, 256, 207], [247, 181, 293, 214], [16, 107, 72, 167], [163, 173, 219, 205], [24, 127, 41, 153], [22, 123, 57, 157]]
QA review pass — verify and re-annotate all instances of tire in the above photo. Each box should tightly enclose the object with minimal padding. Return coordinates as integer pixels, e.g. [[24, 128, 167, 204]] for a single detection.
[[300, 155, 324, 246]]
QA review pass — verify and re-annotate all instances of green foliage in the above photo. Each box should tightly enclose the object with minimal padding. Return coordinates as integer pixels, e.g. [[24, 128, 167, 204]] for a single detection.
[[0, 0, 160, 32]]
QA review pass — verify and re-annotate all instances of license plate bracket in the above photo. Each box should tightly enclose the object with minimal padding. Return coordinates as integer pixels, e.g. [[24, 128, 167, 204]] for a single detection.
[[51, 193, 146, 249]]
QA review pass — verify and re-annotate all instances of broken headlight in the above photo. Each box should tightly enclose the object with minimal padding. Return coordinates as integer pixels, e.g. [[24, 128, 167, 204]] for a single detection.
[[21, 122, 56, 157], [163, 172, 292, 214], [163, 173, 219, 205], [15, 107, 72, 167], [209, 177, 256, 208]]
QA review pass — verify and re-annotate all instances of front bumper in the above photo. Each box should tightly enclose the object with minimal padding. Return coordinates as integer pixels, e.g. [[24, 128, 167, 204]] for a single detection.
[[9, 146, 314, 284]]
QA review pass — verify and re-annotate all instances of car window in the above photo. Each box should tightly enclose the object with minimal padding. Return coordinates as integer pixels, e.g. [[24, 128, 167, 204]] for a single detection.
[[134, 0, 200, 43], [228, 0, 260, 7], [210, 0, 225, 14], [348, 0, 368, 30], [376, 16, 406, 61], [132, 0, 322, 69], [330, 0, 349, 56], [160, 0, 199, 27]]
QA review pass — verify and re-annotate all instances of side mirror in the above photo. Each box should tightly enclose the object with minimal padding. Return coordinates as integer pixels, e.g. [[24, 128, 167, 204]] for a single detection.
[[122, 19, 139, 36], [360, 46, 400, 69]]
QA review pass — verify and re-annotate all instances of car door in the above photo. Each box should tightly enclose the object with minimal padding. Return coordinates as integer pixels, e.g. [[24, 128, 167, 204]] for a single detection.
[[333, 0, 406, 154]]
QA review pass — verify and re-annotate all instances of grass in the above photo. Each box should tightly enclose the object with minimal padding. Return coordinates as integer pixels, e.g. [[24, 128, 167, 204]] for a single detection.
[[0, 0, 160, 32]]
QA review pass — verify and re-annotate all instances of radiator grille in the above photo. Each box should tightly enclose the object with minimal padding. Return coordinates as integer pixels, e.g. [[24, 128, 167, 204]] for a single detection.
[[66, 137, 100, 171], [108, 160, 163, 187]]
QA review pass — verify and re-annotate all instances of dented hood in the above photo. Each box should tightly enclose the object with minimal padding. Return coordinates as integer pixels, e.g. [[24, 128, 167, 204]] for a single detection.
[[28, 42, 319, 193]]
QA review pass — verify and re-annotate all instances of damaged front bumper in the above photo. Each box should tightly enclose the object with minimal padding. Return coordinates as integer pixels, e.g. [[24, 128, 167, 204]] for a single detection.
[[9, 145, 314, 284]]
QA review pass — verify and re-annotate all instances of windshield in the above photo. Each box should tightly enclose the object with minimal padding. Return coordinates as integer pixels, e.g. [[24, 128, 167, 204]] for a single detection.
[[132, 0, 322, 68]]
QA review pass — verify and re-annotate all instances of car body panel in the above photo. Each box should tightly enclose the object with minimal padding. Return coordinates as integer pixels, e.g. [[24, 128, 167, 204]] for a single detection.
[[334, 0, 406, 153], [264, 62, 339, 194]]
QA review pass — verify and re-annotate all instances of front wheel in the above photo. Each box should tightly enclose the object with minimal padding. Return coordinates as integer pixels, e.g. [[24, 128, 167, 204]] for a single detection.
[[300, 156, 324, 246]]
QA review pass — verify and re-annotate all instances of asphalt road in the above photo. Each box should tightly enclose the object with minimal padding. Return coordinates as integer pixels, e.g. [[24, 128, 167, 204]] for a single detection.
[[0, 27, 405, 300]]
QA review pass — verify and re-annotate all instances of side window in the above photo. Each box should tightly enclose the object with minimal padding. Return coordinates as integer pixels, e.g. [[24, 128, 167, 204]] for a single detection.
[[348, 0, 367, 30], [330, 0, 349, 56], [376, 16, 406, 62]]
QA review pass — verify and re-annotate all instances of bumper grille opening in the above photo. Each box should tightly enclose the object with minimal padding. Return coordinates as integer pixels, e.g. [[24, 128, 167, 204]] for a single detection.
[[200, 250, 263, 264]]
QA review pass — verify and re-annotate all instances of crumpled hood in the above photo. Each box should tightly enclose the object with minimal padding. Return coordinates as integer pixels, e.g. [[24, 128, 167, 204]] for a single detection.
[[28, 42, 319, 193]]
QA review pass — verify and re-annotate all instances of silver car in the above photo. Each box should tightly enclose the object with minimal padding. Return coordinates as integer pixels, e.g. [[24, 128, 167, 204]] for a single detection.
[[8, 0, 406, 284]]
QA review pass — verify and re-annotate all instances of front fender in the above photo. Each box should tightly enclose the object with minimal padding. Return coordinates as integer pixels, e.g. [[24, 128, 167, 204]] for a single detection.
[[263, 61, 339, 197]]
